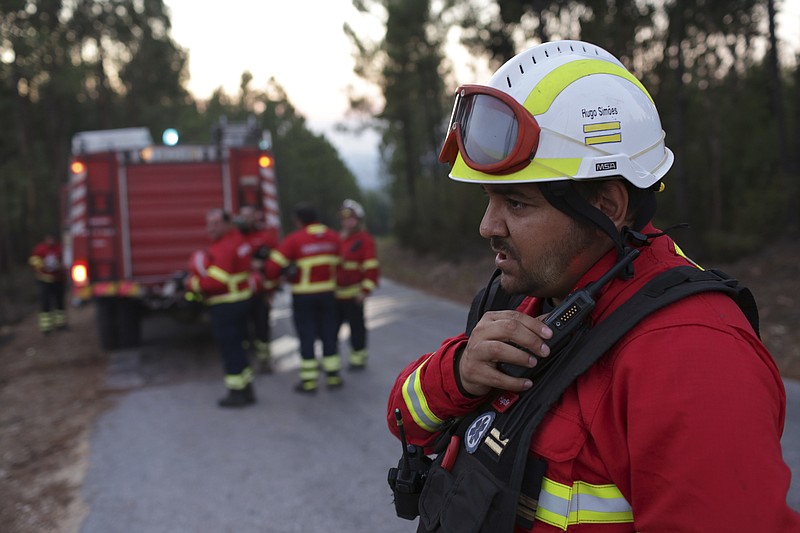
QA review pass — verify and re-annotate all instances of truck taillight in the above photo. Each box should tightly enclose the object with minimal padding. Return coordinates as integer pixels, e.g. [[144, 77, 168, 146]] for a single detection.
[[70, 161, 86, 174], [258, 155, 273, 168], [71, 262, 89, 286]]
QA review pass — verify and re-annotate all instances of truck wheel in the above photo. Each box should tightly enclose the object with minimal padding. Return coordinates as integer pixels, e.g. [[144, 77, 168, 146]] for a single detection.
[[118, 298, 142, 348], [95, 297, 120, 350]]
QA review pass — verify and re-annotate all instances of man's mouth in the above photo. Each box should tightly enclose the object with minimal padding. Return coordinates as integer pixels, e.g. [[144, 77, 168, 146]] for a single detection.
[[490, 239, 517, 269], [490, 238, 514, 261]]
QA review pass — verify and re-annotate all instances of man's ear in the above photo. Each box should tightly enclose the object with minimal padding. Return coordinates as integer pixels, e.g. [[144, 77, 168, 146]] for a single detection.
[[593, 180, 630, 231]]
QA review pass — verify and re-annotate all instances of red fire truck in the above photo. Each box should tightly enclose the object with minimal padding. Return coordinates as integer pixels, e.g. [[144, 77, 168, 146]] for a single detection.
[[63, 120, 281, 349]]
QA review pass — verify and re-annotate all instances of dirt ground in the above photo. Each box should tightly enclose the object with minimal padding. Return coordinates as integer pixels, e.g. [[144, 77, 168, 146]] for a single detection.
[[0, 238, 798, 532]]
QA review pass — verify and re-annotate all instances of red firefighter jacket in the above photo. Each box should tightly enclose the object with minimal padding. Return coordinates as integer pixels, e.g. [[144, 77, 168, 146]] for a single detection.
[[265, 223, 340, 295], [29, 241, 65, 283], [387, 224, 800, 532], [240, 226, 280, 264], [187, 229, 252, 306], [336, 230, 379, 300], [240, 226, 280, 294]]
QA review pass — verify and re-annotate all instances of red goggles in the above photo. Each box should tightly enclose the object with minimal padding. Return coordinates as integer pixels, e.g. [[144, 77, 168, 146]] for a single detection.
[[439, 84, 541, 175]]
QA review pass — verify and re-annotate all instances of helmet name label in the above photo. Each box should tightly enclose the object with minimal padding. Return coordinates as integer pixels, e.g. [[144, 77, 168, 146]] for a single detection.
[[581, 106, 619, 120]]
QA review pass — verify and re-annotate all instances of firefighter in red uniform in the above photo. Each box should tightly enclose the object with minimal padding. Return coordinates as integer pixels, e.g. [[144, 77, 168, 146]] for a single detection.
[[336, 199, 379, 370], [186, 208, 256, 408], [28, 233, 67, 334], [387, 40, 800, 531], [237, 205, 280, 373], [264, 203, 341, 393]]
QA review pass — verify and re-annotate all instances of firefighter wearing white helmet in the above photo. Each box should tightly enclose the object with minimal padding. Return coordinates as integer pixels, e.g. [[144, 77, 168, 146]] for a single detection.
[[336, 199, 379, 370], [441, 40, 673, 187], [439, 39, 674, 258], [387, 40, 799, 532]]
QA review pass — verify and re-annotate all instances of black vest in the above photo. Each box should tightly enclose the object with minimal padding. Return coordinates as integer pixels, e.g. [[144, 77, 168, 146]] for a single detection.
[[414, 266, 759, 533]]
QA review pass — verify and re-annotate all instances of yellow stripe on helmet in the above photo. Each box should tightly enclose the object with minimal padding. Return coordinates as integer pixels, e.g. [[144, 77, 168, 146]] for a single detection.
[[524, 59, 653, 116], [450, 155, 582, 183]]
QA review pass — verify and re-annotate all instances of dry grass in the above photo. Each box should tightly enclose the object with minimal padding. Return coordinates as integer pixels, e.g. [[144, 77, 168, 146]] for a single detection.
[[376, 237, 496, 305]]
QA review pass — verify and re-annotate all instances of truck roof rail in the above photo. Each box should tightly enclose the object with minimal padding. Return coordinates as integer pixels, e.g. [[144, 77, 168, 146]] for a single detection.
[[72, 127, 153, 155]]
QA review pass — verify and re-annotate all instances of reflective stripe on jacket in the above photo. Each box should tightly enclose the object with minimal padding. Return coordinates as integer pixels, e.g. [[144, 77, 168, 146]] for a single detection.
[[29, 241, 65, 283], [387, 223, 799, 532], [193, 229, 252, 306], [336, 230, 379, 299], [266, 223, 340, 295]]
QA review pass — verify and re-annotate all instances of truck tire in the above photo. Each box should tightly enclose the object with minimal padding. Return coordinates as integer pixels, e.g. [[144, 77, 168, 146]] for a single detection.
[[95, 297, 120, 350], [117, 297, 142, 348]]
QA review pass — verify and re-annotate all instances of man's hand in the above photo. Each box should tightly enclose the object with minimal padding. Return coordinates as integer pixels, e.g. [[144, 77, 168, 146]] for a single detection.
[[458, 310, 553, 397]]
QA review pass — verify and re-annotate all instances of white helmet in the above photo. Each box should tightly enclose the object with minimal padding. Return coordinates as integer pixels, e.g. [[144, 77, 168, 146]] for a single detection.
[[340, 199, 365, 219], [439, 40, 673, 189]]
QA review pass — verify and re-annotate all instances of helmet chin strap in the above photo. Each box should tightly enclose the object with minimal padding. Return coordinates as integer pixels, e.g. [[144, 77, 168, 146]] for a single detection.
[[541, 181, 650, 278], [541, 182, 624, 251]]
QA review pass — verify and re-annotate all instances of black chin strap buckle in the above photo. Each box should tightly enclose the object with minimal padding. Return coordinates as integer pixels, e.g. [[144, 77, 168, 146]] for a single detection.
[[618, 228, 650, 279], [623, 227, 649, 247]]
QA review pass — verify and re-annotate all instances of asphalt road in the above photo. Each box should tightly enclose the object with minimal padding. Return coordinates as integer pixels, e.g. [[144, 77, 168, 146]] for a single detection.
[[80, 280, 800, 532]]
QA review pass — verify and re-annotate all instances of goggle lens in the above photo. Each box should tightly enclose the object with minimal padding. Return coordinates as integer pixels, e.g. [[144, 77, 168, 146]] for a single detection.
[[461, 94, 520, 165], [439, 85, 540, 175]]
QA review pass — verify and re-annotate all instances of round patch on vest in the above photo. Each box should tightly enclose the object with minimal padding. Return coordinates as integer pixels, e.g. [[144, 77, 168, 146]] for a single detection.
[[465, 411, 495, 454]]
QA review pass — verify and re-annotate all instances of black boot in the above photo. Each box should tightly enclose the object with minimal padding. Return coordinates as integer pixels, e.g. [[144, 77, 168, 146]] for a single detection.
[[242, 383, 256, 403], [294, 380, 318, 394], [326, 373, 344, 390], [218, 386, 255, 408]]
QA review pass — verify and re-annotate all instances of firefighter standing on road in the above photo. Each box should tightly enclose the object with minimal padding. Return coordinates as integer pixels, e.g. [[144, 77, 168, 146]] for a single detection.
[[265, 203, 342, 393], [336, 199, 379, 370], [237, 205, 280, 373], [387, 40, 800, 531], [186, 208, 256, 408], [28, 233, 67, 334]]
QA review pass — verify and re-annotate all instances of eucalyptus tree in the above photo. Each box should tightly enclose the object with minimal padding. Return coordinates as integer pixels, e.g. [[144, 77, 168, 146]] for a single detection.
[[256, 78, 362, 229], [347, 0, 489, 253], [0, 0, 190, 262], [434, 0, 796, 257]]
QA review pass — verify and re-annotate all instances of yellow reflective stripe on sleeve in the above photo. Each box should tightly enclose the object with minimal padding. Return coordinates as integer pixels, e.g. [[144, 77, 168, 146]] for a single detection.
[[401, 357, 445, 433], [362, 279, 376, 292], [342, 260, 360, 270], [673, 243, 704, 270], [535, 477, 633, 530], [363, 258, 379, 269], [270, 249, 290, 268], [29, 256, 44, 268], [207, 265, 230, 283]]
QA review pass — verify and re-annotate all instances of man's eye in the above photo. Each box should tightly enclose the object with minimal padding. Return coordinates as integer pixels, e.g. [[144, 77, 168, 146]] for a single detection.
[[507, 199, 525, 209]]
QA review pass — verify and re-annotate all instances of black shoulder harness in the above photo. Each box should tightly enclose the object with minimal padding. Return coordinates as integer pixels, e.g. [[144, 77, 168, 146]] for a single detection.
[[413, 265, 759, 533], [465, 269, 527, 337]]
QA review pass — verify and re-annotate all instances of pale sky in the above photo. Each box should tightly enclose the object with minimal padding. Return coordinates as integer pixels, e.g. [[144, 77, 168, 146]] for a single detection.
[[164, 0, 800, 191], [164, 0, 383, 188]]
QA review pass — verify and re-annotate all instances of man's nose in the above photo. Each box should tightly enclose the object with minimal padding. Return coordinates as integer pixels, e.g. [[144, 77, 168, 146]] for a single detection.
[[479, 203, 507, 239]]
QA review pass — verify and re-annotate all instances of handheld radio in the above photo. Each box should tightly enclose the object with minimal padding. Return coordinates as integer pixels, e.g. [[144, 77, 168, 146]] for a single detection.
[[387, 408, 432, 520], [498, 248, 640, 379]]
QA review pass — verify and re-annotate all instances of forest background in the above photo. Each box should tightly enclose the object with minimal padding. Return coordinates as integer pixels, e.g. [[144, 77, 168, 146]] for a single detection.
[[1, 0, 799, 322]]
